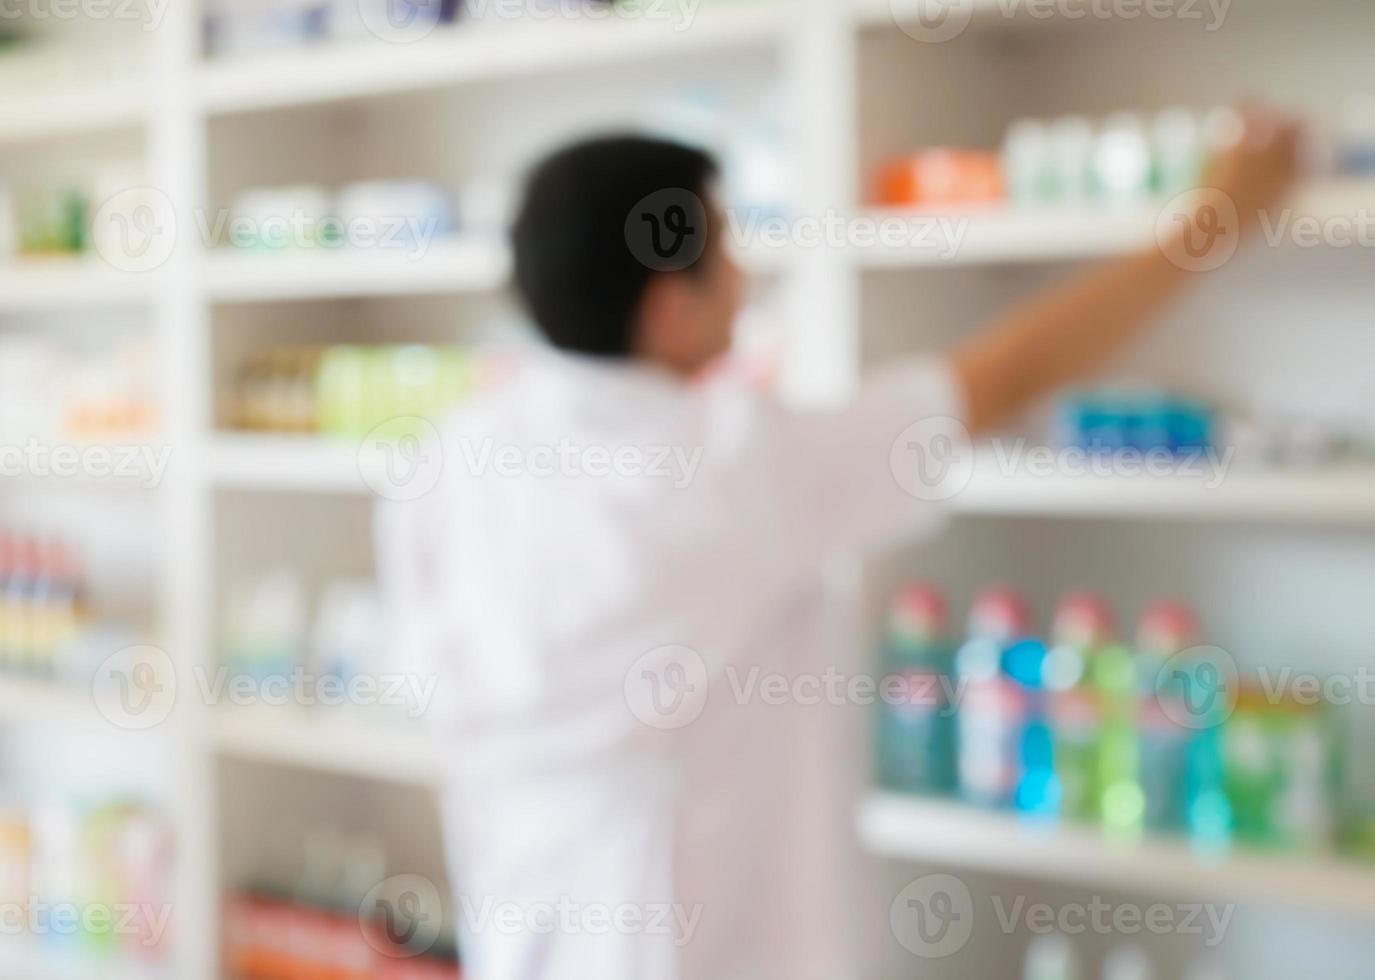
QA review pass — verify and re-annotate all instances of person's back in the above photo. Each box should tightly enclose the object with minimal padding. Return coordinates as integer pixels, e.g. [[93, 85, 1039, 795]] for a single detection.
[[379, 343, 961, 978], [377, 126, 1299, 980]]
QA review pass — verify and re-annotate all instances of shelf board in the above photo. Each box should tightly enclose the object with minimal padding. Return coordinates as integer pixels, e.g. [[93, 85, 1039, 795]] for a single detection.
[[0, 939, 165, 980], [858, 182, 1375, 269], [211, 707, 438, 785], [208, 434, 368, 494], [198, 4, 785, 115], [0, 259, 154, 313], [203, 238, 510, 303], [859, 793, 1375, 919], [0, 82, 145, 145], [946, 454, 1375, 524], [0, 674, 101, 727]]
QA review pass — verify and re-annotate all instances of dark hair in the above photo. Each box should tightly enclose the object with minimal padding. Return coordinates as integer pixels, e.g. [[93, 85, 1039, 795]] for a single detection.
[[512, 135, 718, 358]]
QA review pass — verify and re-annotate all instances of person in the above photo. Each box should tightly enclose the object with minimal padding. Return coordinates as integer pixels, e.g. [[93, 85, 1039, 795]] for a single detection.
[[375, 111, 1299, 980]]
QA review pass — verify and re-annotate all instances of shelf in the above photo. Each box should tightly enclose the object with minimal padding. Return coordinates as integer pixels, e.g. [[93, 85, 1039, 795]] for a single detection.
[[0, 674, 102, 727], [0, 82, 145, 146], [945, 453, 1375, 524], [211, 707, 438, 785], [858, 793, 1375, 919], [858, 182, 1375, 269], [0, 941, 164, 980], [198, 3, 785, 115], [208, 434, 368, 494], [0, 259, 154, 313], [203, 238, 510, 303]]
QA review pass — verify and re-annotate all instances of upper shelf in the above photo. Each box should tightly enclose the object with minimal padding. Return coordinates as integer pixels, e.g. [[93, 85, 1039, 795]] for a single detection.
[[0, 82, 145, 146], [208, 433, 367, 494], [858, 181, 1375, 269], [197, 3, 786, 116], [0, 258, 154, 314], [211, 707, 438, 785], [203, 238, 511, 303], [859, 792, 1375, 920]]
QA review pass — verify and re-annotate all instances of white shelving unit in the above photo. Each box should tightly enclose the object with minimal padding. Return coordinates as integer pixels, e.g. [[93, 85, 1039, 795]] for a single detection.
[[5, 2, 1375, 978]]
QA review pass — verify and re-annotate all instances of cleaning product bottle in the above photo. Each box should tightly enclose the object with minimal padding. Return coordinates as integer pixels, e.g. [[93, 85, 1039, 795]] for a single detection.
[[1094, 628, 1145, 839], [1046, 592, 1117, 824], [956, 586, 1034, 809], [1004, 632, 1058, 818], [877, 583, 956, 795], [1159, 639, 1234, 853], [1135, 600, 1201, 833]]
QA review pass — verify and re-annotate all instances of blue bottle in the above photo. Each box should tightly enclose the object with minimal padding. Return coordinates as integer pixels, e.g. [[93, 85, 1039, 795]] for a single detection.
[[1005, 636, 1060, 817]]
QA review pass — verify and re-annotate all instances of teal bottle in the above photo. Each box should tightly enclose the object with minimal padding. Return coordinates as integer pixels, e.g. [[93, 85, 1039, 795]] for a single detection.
[[877, 583, 956, 795]]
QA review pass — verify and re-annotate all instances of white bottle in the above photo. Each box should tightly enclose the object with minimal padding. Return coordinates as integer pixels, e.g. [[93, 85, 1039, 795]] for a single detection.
[[1025, 933, 1079, 980], [1092, 113, 1153, 205], [1103, 945, 1153, 980]]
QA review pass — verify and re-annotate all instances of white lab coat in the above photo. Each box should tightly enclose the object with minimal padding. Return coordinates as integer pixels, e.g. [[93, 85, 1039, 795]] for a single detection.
[[375, 349, 961, 980]]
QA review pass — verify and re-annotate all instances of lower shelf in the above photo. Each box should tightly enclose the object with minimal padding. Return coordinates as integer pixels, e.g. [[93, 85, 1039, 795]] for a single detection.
[[210, 707, 438, 785], [858, 792, 1375, 919]]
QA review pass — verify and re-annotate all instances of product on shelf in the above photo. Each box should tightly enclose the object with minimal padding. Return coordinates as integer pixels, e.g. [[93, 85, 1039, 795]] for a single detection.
[[1024, 932, 1078, 980], [224, 181, 457, 251], [1047, 593, 1117, 823], [224, 831, 459, 979], [881, 583, 1355, 858], [1134, 601, 1203, 835], [874, 106, 1240, 213], [1003, 632, 1056, 817], [224, 571, 408, 720], [644, 85, 794, 221], [0, 335, 159, 443], [0, 531, 87, 678], [234, 344, 483, 439], [0, 798, 172, 963], [872, 149, 1004, 209], [1003, 107, 1237, 208], [1056, 389, 1213, 456], [206, 0, 463, 56], [954, 586, 1034, 809], [876, 584, 956, 795], [1223, 684, 1335, 852], [14, 185, 87, 256]]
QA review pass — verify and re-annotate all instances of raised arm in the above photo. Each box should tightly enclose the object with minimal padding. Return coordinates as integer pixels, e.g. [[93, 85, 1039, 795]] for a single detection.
[[952, 109, 1302, 436]]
